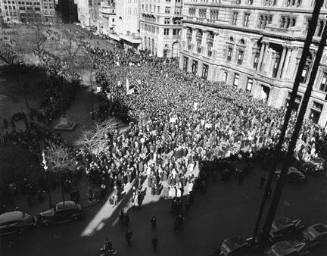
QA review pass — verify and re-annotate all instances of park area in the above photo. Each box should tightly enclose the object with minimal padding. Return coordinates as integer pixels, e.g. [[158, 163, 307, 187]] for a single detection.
[[1, 23, 327, 256]]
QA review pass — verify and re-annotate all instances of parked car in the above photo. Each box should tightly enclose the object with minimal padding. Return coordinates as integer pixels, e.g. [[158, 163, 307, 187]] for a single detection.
[[39, 201, 83, 225], [265, 240, 310, 256], [218, 236, 253, 256], [302, 223, 327, 248], [275, 167, 306, 183], [0, 211, 36, 236], [270, 217, 305, 242]]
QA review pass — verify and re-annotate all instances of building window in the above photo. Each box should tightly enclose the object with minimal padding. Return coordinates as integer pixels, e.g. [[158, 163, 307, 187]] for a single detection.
[[210, 9, 219, 21], [286, 0, 302, 7], [183, 56, 188, 72], [246, 78, 253, 92], [247, 0, 253, 4], [189, 7, 196, 16], [199, 8, 206, 18], [243, 13, 250, 27], [236, 0, 241, 4], [164, 28, 169, 35], [253, 51, 260, 69], [227, 46, 233, 61], [196, 30, 202, 53], [164, 17, 170, 24], [264, 0, 276, 6], [301, 54, 313, 83], [272, 54, 281, 78], [165, 7, 170, 14], [192, 60, 198, 75], [173, 28, 180, 35], [222, 71, 228, 83], [232, 12, 238, 25], [207, 32, 214, 57], [237, 49, 244, 65], [285, 92, 302, 112], [258, 14, 272, 29], [320, 73, 327, 92], [310, 101, 323, 124], [316, 19, 325, 37], [202, 64, 209, 79], [280, 16, 296, 29], [233, 73, 239, 87]]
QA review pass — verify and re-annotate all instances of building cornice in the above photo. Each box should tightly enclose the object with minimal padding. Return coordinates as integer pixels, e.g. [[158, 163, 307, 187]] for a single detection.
[[183, 3, 327, 15]]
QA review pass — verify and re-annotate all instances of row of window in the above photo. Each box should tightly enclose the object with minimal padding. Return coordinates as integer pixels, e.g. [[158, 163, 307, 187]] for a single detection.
[[164, 28, 181, 36], [164, 17, 182, 24], [235, 0, 302, 6], [188, 8, 297, 29], [141, 4, 181, 14]]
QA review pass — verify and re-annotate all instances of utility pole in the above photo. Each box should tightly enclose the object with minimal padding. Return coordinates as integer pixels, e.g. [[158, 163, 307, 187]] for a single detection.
[[260, 8, 327, 248], [252, 0, 324, 246]]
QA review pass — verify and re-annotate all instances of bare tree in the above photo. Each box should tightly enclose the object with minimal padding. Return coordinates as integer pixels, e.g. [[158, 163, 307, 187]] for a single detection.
[[44, 142, 75, 204], [79, 119, 122, 156]]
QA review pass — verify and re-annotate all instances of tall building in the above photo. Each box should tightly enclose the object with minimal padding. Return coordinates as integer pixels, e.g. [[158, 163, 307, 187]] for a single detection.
[[2, 0, 56, 24], [180, 0, 327, 127], [139, 0, 183, 57], [98, 0, 142, 48], [75, 0, 101, 28]]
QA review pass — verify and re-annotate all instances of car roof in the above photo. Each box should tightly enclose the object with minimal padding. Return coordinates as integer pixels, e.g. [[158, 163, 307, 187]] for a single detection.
[[55, 201, 77, 211], [0, 211, 24, 224]]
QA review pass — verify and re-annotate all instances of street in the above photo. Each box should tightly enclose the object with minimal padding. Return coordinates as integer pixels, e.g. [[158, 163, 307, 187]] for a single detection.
[[2, 162, 327, 256]]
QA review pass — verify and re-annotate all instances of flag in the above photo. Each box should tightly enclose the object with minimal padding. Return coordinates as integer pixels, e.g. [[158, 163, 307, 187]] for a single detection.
[[126, 77, 134, 95]]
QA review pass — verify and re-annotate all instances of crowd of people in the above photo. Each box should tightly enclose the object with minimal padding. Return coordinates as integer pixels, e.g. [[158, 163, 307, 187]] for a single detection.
[[81, 45, 326, 206], [1, 39, 326, 214]]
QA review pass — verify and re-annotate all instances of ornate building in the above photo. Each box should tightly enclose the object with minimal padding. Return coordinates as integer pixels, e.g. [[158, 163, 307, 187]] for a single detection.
[[139, 0, 183, 57], [97, 0, 142, 48], [180, 0, 327, 127]]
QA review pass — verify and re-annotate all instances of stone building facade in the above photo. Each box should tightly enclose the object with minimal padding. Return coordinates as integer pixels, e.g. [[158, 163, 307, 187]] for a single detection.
[[97, 0, 142, 48], [2, 0, 56, 24], [139, 0, 183, 57], [180, 0, 327, 127]]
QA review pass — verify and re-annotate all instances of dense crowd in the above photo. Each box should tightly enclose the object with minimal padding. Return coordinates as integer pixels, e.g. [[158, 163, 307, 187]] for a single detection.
[[1, 41, 326, 214], [81, 45, 326, 206]]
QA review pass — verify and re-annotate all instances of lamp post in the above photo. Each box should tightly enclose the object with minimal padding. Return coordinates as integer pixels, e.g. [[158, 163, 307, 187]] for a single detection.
[[42, 151, 53, 208]]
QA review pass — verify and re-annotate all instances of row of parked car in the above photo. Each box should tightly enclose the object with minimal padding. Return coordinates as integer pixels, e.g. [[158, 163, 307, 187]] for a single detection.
[[218, 217, 327, 256], [0, 201, 83, 237]]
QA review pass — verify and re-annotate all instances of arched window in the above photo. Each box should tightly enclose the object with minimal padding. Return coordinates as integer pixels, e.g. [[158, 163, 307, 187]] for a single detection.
[[196, 30, 203, 44], [207, 31, 214, 56], [222, 71, 228, 83], [196, 30, 203, 53], [186, 28, 192, 42]]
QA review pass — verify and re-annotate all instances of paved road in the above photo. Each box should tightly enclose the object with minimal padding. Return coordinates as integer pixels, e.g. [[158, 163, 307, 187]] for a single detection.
[[1, 162, 327, 256]]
